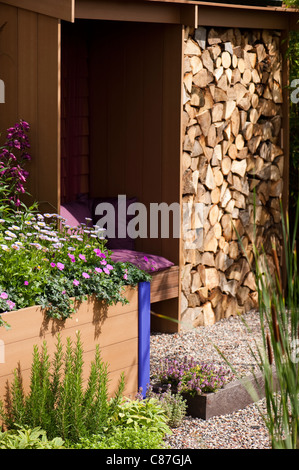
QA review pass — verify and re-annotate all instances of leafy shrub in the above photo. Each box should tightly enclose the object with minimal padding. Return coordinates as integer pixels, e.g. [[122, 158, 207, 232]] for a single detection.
[[0, 333, 125, 443], [154, 356, 233, 397], [70, 426, 166, 449], [107, 397, 171, 436], [145, 385, 187, 428], [0, 425, 65, 449]]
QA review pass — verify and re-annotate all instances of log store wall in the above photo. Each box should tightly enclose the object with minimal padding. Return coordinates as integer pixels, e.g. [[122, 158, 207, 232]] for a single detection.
[[181, 25, 285, 328]]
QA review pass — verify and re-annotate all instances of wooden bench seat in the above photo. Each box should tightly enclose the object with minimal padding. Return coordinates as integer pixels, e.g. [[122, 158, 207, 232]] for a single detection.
[[150, 265, 179, 303]]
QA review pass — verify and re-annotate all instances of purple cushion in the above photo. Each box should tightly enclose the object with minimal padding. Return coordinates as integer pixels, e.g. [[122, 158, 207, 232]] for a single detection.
[[110, 249, 174, 273], [92, 196, 138, 250], [60, 197, 93, 228]]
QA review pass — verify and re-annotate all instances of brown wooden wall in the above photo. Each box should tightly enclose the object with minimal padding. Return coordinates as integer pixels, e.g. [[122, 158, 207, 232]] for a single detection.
[[0, 288, 139, 400], [0, 3, 60, 213], [87, 20, 183, 264], [61, 22, 90, 203]]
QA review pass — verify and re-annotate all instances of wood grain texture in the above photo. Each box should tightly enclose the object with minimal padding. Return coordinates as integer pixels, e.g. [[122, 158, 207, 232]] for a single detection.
[[181, 26, 285, 328], [0, 0, 74, 22], [0, 5, 61, 212], [88, 21, 181, 263], [150, 266, 180, 303], [36, 14, 61, 213], [75, 0, 181, 24], [0, 288, 139, 398]]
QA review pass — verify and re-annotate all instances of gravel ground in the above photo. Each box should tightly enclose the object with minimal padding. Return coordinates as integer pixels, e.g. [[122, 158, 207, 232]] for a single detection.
[[150, 310, 272, 449]]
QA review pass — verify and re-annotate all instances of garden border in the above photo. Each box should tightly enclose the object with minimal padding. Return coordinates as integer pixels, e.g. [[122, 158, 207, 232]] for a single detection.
[[154, 370, 277, 420], [183, 371, 277, 419], [0, 283, 151, 401]]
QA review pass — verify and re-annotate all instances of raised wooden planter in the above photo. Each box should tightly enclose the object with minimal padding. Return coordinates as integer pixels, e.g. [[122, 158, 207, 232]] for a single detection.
[[0, 284, 151, 402], [154, 371, 273, 420], [182, 374, 264, 420]]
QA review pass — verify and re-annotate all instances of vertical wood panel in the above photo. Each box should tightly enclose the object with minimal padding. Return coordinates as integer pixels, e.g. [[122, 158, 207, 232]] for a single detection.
[[106, 30, 126, 196], [0, 0, 74, 22], [89, 23, 109, 198], [17, 8, 38, 203], [0, 4, 18, 142], [88, 21, 182, 264], [61, 22, 90, 203], [161, 24, 183, 265], [36, 14, 60, 212], [123, 24, 144, 201], [140, 24, 164, 255]]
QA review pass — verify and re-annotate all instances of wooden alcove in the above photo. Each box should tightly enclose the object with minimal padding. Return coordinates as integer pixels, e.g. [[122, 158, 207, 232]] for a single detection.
[[0, 0, 298, 333], [60, 18, 183, 332]]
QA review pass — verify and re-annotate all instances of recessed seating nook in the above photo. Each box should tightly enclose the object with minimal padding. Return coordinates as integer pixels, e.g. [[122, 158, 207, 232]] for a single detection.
[[60, 19, 182, 332]]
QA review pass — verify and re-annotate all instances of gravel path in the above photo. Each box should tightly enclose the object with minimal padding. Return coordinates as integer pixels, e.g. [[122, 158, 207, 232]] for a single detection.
[[150, 310, 272, 449]]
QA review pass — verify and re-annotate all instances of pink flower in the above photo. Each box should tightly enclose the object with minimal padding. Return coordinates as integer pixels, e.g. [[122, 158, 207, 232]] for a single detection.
[[94, 248, 106, 259], [123, 274, 128, 280], [100, 260, 107, 266], [79, 254, 86, 262], [95, 267, 102, 273], [24, 281, 29, 286], [50, 262, 56, 268], [82, 272, 90, 279], [68, 253, 75, 262], [144, 256, 149, 262], [103, 268, 110, 275], [73, 279, 80, 286], [6, 300, 15, 310], [106, 264, 113, 271], [62, 290, 66, 294], [57, 262, 64, 271], [0, 292, 8, 299]]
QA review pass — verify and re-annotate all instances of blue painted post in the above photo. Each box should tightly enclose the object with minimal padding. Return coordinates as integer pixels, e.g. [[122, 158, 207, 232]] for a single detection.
[[138, 281, 151, 398]]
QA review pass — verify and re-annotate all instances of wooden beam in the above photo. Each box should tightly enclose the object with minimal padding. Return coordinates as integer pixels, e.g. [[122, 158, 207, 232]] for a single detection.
[[0, 0, 75, 22], [196, 4, 289, 29], [145, 0, 299, 30], [144, 0, 297, 12], [75, 0, 181, 23], [180, 4, 198, 28]]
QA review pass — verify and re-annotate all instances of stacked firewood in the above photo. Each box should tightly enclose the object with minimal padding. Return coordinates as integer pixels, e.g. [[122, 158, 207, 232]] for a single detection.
[[181, 26, 284, 328]]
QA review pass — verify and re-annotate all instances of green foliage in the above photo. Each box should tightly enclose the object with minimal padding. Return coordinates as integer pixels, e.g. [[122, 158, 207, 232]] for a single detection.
[[219, 199, 299, 449], [154, 356, 233, 397], [0, 332, 125, 443], [0, 425, 65, 449], [145, 385, 187, 428], [0, 121, 150, 325], [283, 0, 299, 7], [107, 397, 172, 436], [0, 210, 150, 323], [69, 426, 166, 449]]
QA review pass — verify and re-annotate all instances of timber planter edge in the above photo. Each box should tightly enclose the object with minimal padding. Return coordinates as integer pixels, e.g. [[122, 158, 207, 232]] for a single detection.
[[0, 282, 151, 401], [154, 370, 276, 420]]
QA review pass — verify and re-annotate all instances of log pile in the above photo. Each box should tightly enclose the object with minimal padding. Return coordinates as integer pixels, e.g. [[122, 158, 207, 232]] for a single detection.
[[181, 26, 284, 328]]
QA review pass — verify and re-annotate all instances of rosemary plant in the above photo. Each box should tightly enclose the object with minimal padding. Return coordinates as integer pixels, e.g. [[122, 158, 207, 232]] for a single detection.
[[0, 332, 125, 443]]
